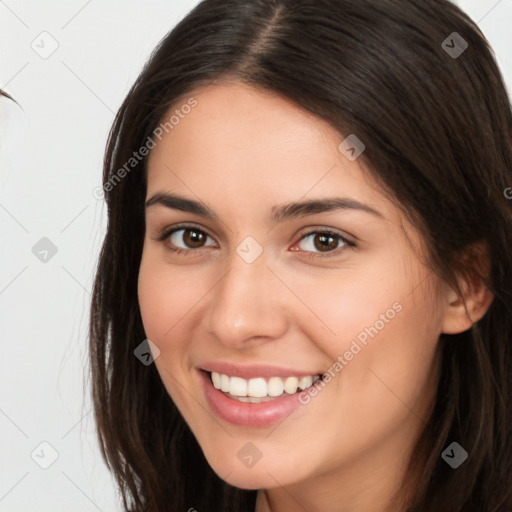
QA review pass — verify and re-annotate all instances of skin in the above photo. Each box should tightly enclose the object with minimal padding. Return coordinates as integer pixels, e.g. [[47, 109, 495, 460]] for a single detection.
[[137, 82, 493, 512]]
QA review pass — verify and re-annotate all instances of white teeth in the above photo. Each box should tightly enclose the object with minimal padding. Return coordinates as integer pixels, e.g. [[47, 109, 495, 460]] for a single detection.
[[229, 376, 247, 396], [220, 373, 230, 392], [298, 376, 313, 390], [247, 377, 267, 397], [267, 376, 284, 397], [235, 395, 275, 403], [284, 376, 299, 394], [210, 371, 320, 399], [211, 371, 221, 389]]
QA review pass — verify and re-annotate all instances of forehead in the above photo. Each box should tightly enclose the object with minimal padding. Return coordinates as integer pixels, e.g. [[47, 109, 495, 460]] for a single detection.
[[145, 82, 394, 223]]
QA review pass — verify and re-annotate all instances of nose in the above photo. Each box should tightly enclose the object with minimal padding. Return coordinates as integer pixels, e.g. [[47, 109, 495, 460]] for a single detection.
[[203, 251, 289, 349]]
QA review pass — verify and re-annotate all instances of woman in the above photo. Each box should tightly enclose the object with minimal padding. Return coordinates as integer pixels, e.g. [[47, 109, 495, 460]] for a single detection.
[[89, 1, 512, 510]]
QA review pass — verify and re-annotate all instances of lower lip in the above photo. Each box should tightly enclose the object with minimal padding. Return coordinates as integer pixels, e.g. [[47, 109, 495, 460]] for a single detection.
[[200, 370, 305, 427]]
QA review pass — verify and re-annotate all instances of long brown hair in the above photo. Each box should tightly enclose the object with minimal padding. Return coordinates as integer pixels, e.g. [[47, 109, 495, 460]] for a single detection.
[[89, 1, 512, 510]]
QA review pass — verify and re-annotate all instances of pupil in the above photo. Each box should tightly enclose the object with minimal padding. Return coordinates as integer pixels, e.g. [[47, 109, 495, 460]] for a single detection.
[[314, 233, 337, 252], [185, 229, 205, 248]]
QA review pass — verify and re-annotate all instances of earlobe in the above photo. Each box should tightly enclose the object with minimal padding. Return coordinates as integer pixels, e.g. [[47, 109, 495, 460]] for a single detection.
[[441, 242, 494, 335]]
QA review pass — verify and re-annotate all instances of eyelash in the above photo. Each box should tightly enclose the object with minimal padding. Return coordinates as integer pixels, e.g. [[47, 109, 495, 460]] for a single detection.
[[156, 223, 356, 260]]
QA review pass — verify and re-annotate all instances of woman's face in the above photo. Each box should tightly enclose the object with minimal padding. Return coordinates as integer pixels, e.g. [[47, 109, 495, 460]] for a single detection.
[[138, 82, 451, 500]]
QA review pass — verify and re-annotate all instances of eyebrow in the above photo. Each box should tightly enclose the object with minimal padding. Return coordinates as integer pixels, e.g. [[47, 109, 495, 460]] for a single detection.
[[145, 192, 384, 222]]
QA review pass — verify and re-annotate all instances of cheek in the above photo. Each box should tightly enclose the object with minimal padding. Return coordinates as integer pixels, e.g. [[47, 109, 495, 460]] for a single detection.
[[137, 254, 202, 414], [292, 257, 442, 415], [315, 280, 442, 431], [293, 247, 435, 353], [137, 263, 170, 342], [276, 259, 409, 361], [137, 252, 204, 343]]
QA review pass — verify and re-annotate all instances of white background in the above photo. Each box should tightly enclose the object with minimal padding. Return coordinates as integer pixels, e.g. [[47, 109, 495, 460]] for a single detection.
[[1, 1, 511, 511]]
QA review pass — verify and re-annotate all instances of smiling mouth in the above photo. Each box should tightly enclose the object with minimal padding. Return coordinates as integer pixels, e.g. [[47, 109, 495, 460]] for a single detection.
[[208, 371, 322, 403]]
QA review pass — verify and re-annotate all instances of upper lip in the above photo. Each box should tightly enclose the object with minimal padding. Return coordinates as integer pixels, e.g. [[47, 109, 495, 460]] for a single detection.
[[199, 362, 323, 380]]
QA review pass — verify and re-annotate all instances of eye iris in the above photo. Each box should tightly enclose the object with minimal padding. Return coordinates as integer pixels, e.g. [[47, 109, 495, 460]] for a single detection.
[[314, 233, 338, 252], [184, 229, 205, 248]]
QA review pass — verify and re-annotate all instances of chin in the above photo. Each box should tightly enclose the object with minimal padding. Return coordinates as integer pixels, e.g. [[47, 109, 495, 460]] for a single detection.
[[218, 468, 283, 490], [205, 452, 307, 490]]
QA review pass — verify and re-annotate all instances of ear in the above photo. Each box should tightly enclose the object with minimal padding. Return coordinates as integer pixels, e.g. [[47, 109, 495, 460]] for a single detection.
[[441, 241, 494, 335]]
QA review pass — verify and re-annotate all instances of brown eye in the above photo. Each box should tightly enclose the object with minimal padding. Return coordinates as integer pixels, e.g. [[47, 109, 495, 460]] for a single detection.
[[183, 229, 206, 248], [295, 231, 351, 255], [168, 227, 216, 250], [314, 233, 339, 252]]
